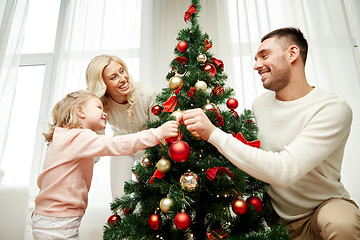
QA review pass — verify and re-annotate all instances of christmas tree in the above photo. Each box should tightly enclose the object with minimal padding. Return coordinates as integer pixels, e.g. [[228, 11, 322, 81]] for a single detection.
[[103, 1, 289, 239]]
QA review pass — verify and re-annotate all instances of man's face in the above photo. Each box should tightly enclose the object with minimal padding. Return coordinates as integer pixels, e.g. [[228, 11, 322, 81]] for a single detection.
[[254, 37, 291, 92]]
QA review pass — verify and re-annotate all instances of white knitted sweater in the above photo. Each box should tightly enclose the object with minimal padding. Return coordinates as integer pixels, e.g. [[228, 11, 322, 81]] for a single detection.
[[209, 87, 352, 222], [106, 82, 158, 136]]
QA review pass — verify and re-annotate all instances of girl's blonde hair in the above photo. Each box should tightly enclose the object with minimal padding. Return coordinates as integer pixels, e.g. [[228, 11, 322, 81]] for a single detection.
[[43, 90, 98, 143], [85, 54, 135, 119]]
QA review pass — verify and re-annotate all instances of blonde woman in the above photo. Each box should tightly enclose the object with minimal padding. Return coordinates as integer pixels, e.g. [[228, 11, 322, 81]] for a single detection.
[[32, 90, 178, 239], [86, 55, 158, 200]]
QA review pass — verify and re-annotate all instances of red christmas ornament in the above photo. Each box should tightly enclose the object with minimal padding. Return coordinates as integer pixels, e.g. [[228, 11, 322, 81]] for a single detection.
[[207, 229, 227, 239], [226, 98, 238, 110], [211, 85, 224, 96], [187, 86, 195, 98], [174, 211, 191, 230], [204, 39, 212, 52], [123, 207, 134, 214], [203, 64, 216, 78], [232, 198, 248, 216], [148, 214, 162, 230], [246, 196, 263, 213], [107, 214, 121, 225], [169, 140, 191, 163], [177, 41, 188, 52], [151, 105, 163, 115]]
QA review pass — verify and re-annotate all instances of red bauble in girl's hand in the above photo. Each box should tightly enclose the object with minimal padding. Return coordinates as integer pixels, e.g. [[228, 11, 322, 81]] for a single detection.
[[174, 211, 191, 230], [246, 196, 263, 213], [148, 214, 162, 230], [169, 140, 191, 162]]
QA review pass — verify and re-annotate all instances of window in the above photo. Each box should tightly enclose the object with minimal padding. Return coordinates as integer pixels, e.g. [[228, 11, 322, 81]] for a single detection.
[[1, 0, 61, 187], [1, 66, 45, 185]]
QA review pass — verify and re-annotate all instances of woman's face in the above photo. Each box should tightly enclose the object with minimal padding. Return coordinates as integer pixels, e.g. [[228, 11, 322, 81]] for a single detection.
[[102, 60, 131, 103]]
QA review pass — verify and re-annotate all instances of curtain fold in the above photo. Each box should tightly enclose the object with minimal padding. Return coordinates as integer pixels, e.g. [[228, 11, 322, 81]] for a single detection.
[[0, 0, 29, 183]]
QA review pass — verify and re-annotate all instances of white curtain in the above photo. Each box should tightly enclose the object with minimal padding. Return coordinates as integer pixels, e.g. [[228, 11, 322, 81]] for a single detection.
[[50, 0, 142, 102], [1, 0, 359, 238], [0, 0, 29, 182]]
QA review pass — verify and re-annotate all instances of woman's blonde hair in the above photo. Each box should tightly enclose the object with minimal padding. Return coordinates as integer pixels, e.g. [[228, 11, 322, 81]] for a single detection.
[[85, 54, 135, 119], [43, 90, 98, 143]]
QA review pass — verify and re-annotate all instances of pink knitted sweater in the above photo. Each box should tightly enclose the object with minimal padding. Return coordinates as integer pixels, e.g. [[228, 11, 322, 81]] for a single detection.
[[35, 127, 162, 217]]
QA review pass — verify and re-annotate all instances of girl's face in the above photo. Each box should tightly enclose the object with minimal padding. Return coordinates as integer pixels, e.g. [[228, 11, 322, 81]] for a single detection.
[[102, 60, 131, 103], [80, 97, 107, 131]]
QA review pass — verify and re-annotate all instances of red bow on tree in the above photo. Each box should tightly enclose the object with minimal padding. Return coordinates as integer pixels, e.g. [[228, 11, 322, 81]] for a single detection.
[[207, 109, 224, 126], [163, 86, 181, 112], [206, 167, 234, 181], [163, 96, 178, 112], [149, 169, 165, 184], [174, 56, 189, 65], [184, 4, 197, 22], [234, 132, 260, 148], [210, 58, 224, 70]]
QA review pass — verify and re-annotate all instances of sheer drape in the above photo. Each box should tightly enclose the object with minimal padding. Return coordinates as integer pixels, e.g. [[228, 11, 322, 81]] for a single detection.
[[0, 0, 359, 238], [51, 0, 142, 103], [0, 0, 29, 182]]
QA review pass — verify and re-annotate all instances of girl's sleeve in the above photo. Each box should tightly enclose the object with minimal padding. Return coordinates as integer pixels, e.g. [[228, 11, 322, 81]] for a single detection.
[[71, 128, 163, 159]]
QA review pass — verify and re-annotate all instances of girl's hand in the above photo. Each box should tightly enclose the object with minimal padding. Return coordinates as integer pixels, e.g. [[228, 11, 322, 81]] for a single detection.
[[160, 121, 180, 139]]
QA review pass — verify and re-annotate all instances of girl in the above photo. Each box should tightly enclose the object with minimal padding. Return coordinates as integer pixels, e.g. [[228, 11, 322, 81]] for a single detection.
[[32, 90, 179, 240], [86, 55, 158, 200]]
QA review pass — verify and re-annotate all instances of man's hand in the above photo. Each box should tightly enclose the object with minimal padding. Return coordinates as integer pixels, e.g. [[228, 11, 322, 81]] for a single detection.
[[178, 108, 216, 140]]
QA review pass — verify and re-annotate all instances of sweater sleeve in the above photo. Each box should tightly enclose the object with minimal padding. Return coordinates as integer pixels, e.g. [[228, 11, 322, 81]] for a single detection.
[[66, 127, 163, 159], [208, 100, 352, 188], [141, 83, 159, 122]]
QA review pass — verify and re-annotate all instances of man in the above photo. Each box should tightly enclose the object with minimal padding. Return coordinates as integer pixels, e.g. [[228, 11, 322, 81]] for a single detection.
[[179, 27, 360, 239]]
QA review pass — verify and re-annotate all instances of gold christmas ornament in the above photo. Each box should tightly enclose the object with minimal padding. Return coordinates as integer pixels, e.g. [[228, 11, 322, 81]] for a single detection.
[[180, 171, 199, 192], [157, 158, 171, 173], [194, 81, 207, 92], [203, 101, 217, 111], [159, 197, 174, 213], [169, 76, 184, 90], [170, 109, 183, 121], [141, 156, 151, 168], [197, 54, 207, 63], [191, 132, 202, 140]]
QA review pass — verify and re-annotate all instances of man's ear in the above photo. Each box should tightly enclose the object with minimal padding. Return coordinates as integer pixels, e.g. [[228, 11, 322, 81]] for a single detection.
[[288, 45, 300, 63], [76, 106, 86, 118]]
